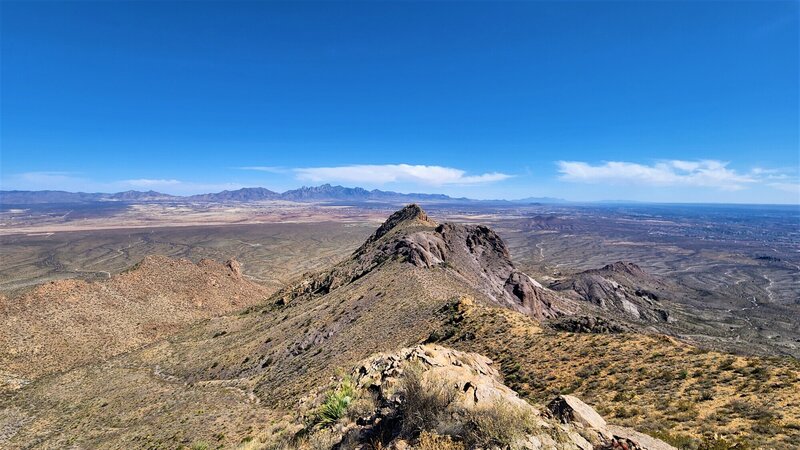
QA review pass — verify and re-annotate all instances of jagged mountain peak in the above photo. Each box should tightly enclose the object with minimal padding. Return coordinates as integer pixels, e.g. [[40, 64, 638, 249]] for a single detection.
[[275, 205, 567, 319], [362, 203, 437, 246]]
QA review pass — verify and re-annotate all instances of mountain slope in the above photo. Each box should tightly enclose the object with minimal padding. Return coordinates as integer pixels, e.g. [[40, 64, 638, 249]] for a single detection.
[[273, 204, 570, 319], [0, 255, 271, 386], [430, 297, 800, 449], [187, 187, 280, 202]]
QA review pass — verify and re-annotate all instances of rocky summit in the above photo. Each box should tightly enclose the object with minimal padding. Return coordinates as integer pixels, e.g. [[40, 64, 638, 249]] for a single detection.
[[275, 204, 569, 319], [0, 205, 798, 450], [549, 261, 671, 323]]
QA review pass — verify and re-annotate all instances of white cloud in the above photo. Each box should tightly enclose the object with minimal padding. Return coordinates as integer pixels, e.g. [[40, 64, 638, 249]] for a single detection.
[[237, 166, 288, 174], [557, 160, 759, 191], [123, 178, 182, 187], [293, 164, 512, 186], [2, 171, 93, 192], [769, 182, 800, 194]]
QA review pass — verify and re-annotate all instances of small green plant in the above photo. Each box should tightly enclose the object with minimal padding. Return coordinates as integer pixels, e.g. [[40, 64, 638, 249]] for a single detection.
[[313, 378, 357, 427]]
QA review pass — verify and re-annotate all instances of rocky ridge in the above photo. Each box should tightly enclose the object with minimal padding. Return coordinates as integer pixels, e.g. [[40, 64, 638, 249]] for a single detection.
[[549, 262, 671, 323], [2, 206, 796, 449], [300, 344, 676, 450], [275, 204, 569, 319]]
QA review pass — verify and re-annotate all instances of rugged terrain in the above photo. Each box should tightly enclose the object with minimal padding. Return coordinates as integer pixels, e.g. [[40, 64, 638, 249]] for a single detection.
[[0, 255, 271, 386], [3, 191, 797, 360], [1, 205, 798, 450]]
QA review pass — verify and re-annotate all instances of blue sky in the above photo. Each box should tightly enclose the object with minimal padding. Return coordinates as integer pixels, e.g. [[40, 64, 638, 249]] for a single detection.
[[1, 1, 798, 203]]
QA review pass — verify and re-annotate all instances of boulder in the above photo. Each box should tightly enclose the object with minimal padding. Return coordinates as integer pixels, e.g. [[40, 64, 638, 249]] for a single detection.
[[548, 395, 612, 440], [547, 395, 678, 450], [225, 258, 242, 280], [607, 425, 678, 450]]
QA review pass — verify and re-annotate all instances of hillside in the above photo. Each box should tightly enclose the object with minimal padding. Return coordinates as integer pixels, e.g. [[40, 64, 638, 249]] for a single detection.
[[431, 297, 800, 449], [0, 206, 797, 450], [0, 255, 271, 386]]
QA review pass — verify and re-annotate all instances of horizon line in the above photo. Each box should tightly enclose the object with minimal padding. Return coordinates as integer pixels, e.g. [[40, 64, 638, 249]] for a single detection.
[[1, 186, 798, 207]]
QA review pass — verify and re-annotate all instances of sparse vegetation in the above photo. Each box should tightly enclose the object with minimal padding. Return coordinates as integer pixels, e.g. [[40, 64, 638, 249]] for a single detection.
[[434, 298, 800, 450], [312, 378, 357, 427], [416, 431, 465, 450], [3, 204, 799, 449], [463, 401, 540, 448], [399, 363, 458, 436]]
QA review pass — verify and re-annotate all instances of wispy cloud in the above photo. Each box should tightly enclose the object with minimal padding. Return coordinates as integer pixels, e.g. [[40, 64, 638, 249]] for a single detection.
[[236, 166, 288, 174], [293, 164, 512, 186], [769, 182, 800, 195], [1, 172, 247, 195], [557, 160, 762, 191], [12, 171, 83, 185], [123, 178, 182, 187]]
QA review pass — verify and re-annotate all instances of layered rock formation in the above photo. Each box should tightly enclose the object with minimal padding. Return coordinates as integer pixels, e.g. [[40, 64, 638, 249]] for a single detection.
[[549, 262, 671, 323]]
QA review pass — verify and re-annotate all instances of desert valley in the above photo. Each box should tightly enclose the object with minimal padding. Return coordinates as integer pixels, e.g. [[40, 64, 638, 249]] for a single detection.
[[0, 190, 798, 450]]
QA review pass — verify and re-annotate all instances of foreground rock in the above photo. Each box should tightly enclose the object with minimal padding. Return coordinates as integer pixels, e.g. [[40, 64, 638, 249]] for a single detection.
[[547, 395, 677, 450], [300, 344, 675, 450]]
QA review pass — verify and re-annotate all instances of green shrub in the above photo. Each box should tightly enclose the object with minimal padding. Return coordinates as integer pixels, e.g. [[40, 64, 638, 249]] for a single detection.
[[313, 378, 356, 427]]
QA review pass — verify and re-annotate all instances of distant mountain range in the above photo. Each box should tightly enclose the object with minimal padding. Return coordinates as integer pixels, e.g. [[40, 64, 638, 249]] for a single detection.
[[0, 184, 566, 205]]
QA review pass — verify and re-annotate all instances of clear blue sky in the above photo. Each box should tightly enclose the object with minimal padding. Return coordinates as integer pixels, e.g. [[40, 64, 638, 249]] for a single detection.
[[1, 1, 798, 203]]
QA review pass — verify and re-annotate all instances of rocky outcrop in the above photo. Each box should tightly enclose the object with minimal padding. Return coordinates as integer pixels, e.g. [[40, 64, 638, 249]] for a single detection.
[[549, 262, 671, 323], [329, 345, 589, 449], [352, 345, 531, 412], [274, 205, 567, 319], [224, 258, 242, 280], [548, 395, 612, 440], [358, 204, 437, 248], [304, 345, 676, 450], [547, 395, 677, 450]]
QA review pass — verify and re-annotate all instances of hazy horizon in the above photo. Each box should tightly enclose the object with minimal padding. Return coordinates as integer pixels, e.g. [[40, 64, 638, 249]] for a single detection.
[[5, 183, 800, 207]]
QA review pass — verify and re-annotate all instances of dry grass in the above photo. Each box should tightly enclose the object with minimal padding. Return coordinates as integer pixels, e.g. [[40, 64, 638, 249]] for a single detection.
[[417, 431, 465, 450], [398, 362, 544, 449], [399, 364, 457, 436], [462, 400, 540, 449], [434, 298, 800, 450]]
